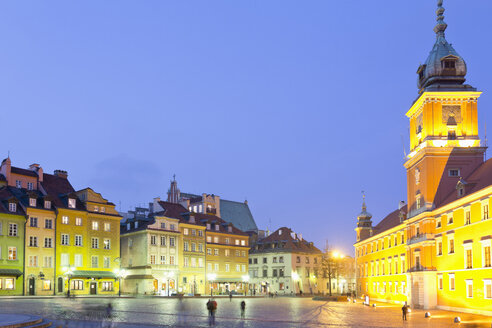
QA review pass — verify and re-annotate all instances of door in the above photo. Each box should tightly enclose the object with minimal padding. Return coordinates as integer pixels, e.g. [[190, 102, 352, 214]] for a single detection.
[[29, 278, 35, 295], [90, 282, 97, 295], [58, 277, 64, 293]]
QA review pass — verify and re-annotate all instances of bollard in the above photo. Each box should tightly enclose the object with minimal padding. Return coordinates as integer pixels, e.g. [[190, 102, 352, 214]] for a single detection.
[[425, 312, 431, 318], [372, 303, 377, 308], [454, 317, 461, 323]]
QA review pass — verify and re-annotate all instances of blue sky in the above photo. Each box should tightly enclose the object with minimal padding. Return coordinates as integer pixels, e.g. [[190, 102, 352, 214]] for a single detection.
[[1, 1, 491, 255]]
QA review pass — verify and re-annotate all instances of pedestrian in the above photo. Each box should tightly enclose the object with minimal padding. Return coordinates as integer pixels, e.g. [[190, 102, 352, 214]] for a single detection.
[[106, 302, 113, 318], [402, 303, 408, 321], [206, 298, 217, 326], [229, 291, 233, 302], [240, 300, 246, 319]]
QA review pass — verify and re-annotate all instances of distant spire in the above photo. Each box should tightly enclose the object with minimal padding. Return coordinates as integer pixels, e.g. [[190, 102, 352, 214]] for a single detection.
[[434, 0, 447, 36], [361, 190, 366, 211], [173, 173, 176, 182]]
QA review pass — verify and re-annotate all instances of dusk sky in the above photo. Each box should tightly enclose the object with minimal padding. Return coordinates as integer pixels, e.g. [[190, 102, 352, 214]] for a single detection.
[[1, 1, 491, 256]]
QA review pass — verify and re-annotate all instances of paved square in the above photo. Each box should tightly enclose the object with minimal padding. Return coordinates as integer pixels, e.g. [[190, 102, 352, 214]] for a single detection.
[[0, 297, 491, 327]]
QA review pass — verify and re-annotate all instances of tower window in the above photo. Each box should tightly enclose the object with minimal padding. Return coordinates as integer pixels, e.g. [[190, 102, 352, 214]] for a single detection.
[[443, 60, 456, 69]]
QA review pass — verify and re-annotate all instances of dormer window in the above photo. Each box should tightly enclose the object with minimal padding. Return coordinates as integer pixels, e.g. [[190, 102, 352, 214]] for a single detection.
[[101, 207, 105, 213], [68, 198, 76, 209], [29, 198, 37, 207], [9, 202, 17, 212], [449, 169, 460, 177], [443, 60, 456, 69], [44, 201, 51, 209], [94, 206, 99, 212], [457, 186, 465, 198], [206, 223, 211, 230], [228, 226, 232, 233], [215, 224, 219, 231]]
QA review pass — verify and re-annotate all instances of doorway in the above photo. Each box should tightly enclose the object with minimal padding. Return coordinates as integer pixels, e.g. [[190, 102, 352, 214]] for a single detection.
[[28, 278, 35, 295], [58, 277, 63, 293], [90, 282, 97, 295]]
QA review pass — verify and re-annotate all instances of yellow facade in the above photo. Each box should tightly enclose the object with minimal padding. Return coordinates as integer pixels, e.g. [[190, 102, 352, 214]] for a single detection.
[[179, 221, 206, 295]]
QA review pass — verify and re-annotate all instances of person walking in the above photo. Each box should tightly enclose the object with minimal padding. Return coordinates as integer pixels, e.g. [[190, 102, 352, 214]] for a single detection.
[[229, 291, 233, 302], [402, 303, 408, 321], [207, 298, 217, 326], [240, 300, 246, 319]]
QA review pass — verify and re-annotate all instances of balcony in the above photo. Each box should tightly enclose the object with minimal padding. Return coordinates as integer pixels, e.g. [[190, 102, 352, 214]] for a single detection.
[[206, 208, 217, 215], [407, 265, 436, 273], [407, 233, 434, 246]]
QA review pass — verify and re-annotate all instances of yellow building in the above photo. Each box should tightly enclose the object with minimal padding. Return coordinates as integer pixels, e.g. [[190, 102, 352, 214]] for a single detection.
[[355, 1, 492, 315], [178, 211, 206, 295], [201, 213, 249, 295]]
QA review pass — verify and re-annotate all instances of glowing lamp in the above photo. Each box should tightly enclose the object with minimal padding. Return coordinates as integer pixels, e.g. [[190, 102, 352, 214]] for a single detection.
[[425, 312, 431, 318]]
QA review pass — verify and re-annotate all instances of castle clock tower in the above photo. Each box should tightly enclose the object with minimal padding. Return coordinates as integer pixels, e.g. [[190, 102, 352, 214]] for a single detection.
[[404, 0, 486, 218]]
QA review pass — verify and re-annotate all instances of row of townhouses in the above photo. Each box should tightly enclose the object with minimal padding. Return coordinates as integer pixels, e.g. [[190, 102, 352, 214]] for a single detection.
[[354, 1, 492, 316]]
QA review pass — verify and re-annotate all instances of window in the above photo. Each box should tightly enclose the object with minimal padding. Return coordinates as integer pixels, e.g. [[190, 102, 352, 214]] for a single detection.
[[225, 263, 230, 272], [62, 216, 69, 224], [190, 243, 195, 251], [198, 258, 204, 267], [44, 201, 51, 209], [104, 256, 110, 268], [436, 219, 441, 228], [465, 211, 471, 225], [61, 234, 69, 246], [438, 275, 443, 290], [235, 239, 240, 245], [101, 207, 106, 213], [183, 228, 189, 235], [75, 254, 83, 267], [44, 256, 52, 268], [150, 254, 156, 264], [8, 224, 17, 236], [160, 236, 166, 246], [29, 236, 38, 247], [170, 255, 175, 265], [92, 256, 99, 268], [45, 219, 53, 229], [482, 242, 491, 268], [416, 196, 422, 210], [215, 225, 219, 231], [484, 280, 492, 299], [9, 203, 16, 212], [60, 253, 69, 266], [68, 198, 76, 209], [150, 235, 157, 245], [264, 257, 268, 264], [466, 280, 473, 298], [273, 269, 277, 277], [241, 240, 246, 246], [15, 180, 21, 188], [296, 256, 300, 263], [8, 247, 17, 261], [449, 274, 455, 290], [214, 237, 219, 243], [160, 222, 166, 229], [29, 255, 38, 267], [170, 224, 175, 231], [169, 237, 175, 247], [103, 239, 111, 250], [102, 281, 113, 291], [448, 215, 453, 225], [198, 243, 204, 252], [466, 248, 473, 269], [94, 205, 99, 212], [207, 263, 212, 271], [160, 256, 166, 264], [448, 237, 455, 254], [206, 236, 212, 243], [29, 198, 36, 207], [224, 249, 230, 257], [30, 217, 38, 227], [437, 240, 442, 256], [91, 237, 99, 249], [207, 248, 212, 255], [44, 237, 52, 248], [483, 204, 489, 220], [43, 280, 51, 291], [184, 242, 189, 251], [92, 221, 99, 230], [75, 235, 82, 246], [104, 223, 111, 231], [448, 169, 460, 177], [443, 60, 456, 69], [71, 280, 84, 290], [27, 182, 34, 190], [4, 278, 14, 290], [214, 249, 219, 256]]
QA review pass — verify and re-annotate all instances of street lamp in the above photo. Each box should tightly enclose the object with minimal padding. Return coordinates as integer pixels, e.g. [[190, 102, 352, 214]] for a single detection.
[[292, 272, 301, 295], [242, 275, 250, 296], [207, 273, 217, 297], [114, 268, 127, 297], [63, 266, 76, 297]]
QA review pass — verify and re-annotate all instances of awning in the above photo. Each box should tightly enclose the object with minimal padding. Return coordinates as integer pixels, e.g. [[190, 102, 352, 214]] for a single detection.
[[0, 269, 23, 277], [71, 270, 116, 279], [212, 278, 246, 283], [125, 275, 155, 280]]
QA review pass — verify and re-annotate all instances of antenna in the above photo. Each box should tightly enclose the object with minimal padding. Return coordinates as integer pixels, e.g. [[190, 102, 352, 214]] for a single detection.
[[485, 122, 488, 160], [400, 134, 407, 159]]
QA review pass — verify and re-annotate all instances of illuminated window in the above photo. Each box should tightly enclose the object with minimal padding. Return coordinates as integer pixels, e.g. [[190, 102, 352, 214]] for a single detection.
[[44, 201, 51, 209], [438, 275, 443, 290], [68, 198, 76, 209], [465, 211, 471, 225], [103, 239, 111, 250], [102, 282, 113, 291], [43, 280, 51, 290], [150, 255, 156, 265], [8, 247, 16, 260], [29, 198, 37, 207], [183, 228, 189, 235], [482, 243, 491, 268], [62, 216, 69, 225], [5, 278, 14, 290], [437, 240, 443, 256], [160, 256, 166, 264], [104, 223, 110, 231], [9, 203, 16, 212], [170, 255, 175, 265], [71, 280, 84, 290], [92, 221, 99, 230], [466, 280, 473, 298], [484, 280, 492, 299], [483, 204, 489, 220], [448, 237, 455, 254], [466, 248, 473, 269]]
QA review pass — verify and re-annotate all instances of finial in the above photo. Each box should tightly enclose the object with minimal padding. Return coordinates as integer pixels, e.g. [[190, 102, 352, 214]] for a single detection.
[[361, 190, 366, 211], [173, 174, 176, 182], [434, 0, 447, 36]]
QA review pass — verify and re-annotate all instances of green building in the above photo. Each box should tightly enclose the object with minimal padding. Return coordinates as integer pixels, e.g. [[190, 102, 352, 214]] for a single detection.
[[0, 186, 26, 295]]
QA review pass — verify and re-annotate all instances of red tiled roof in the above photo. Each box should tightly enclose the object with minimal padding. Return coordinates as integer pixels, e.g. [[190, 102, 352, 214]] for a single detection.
[[372, 205, 406, 235], [11, 167, 38, 177], [252, 227, 322, 254], [0, 187, 26, 215], [192, 212, 248, 236], [40, 173, 84, 210], [156, 201, 188, 219]]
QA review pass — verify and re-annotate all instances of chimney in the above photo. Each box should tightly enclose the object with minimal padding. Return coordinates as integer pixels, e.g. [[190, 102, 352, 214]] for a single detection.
[[244, 199, 248, 205], [298, 233, 303, 241], [399, 201, 406, 210], [149, 202, 154, 214], [29, 164, 43, 183], [153, 197, 163, 212], [54, 170, 68, 179], [279, 229, 282, 235]]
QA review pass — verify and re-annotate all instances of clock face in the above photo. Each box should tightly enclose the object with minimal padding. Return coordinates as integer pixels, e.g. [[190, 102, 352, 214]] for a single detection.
[[415, 168, 420, 184]]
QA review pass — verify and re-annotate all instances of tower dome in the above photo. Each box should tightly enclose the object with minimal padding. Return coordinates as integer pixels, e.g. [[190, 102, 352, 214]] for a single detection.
[[416, 0, 475, 93]]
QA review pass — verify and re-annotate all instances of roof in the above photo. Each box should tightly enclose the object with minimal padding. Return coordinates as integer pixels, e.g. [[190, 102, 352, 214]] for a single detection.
[[71, 270, 116, 279], [220, 199, 258, 233], [0, 269, 23, 277], [156, 201, 188, 220], [250, 227, 322, 255], [10, 166, 38, 177], [193, 212, 248, 236], [0, 187, 26, 216], [40, 173, 84, 210], [372, 205, 406, 236]]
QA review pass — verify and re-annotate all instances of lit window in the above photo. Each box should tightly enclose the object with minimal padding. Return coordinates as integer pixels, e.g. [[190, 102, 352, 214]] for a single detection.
[[75, 218, 82, 226], [484, 280, 492, 299], [9, 203, 16, 212], [104, 223, 110, 231], [44, 201, 51, 209], [68, 198, 76, 209], [71, 280, 84, 290], [438, 275, 443, 290], [184, 228, 189, 235], [466, 280, 473, 298], [15, 180, 21, 188], [92, 221, 99, 230], [91, 237, 99, 249], [102, 281, 113, 291], [449, 273, 455, 290], [29, 198, 36, 207], [43, 280, 51, 290], [465, 211, 471, 225], [8, 247, 17, 260], [483, 204, 489, 220], [94, 206, 99, 212], [62, 216, 69, 225], [5, 278, 14, 290]]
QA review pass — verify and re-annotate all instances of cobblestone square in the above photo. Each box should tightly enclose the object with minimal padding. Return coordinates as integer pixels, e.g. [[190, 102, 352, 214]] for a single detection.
[[1, 297, 491, 327]]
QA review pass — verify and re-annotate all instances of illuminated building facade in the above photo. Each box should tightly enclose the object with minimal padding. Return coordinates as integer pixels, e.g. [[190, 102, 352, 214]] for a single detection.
[[355, 1, 492, 315]]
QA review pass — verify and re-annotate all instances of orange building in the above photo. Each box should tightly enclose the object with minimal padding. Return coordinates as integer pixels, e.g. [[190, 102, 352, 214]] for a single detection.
[[354, 1, 492, 315]]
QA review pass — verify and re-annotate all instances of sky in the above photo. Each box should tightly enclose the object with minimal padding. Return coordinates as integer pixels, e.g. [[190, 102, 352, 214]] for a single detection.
[[1, 1, 492, 256]]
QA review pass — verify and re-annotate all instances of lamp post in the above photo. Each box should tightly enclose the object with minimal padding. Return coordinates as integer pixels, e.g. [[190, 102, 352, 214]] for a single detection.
[[114, 268, 127, 297], [63, 266, 75, 297], [292, 272, 300, 295], [207, 273, 216, 297], [242, 275, 250, 296]]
